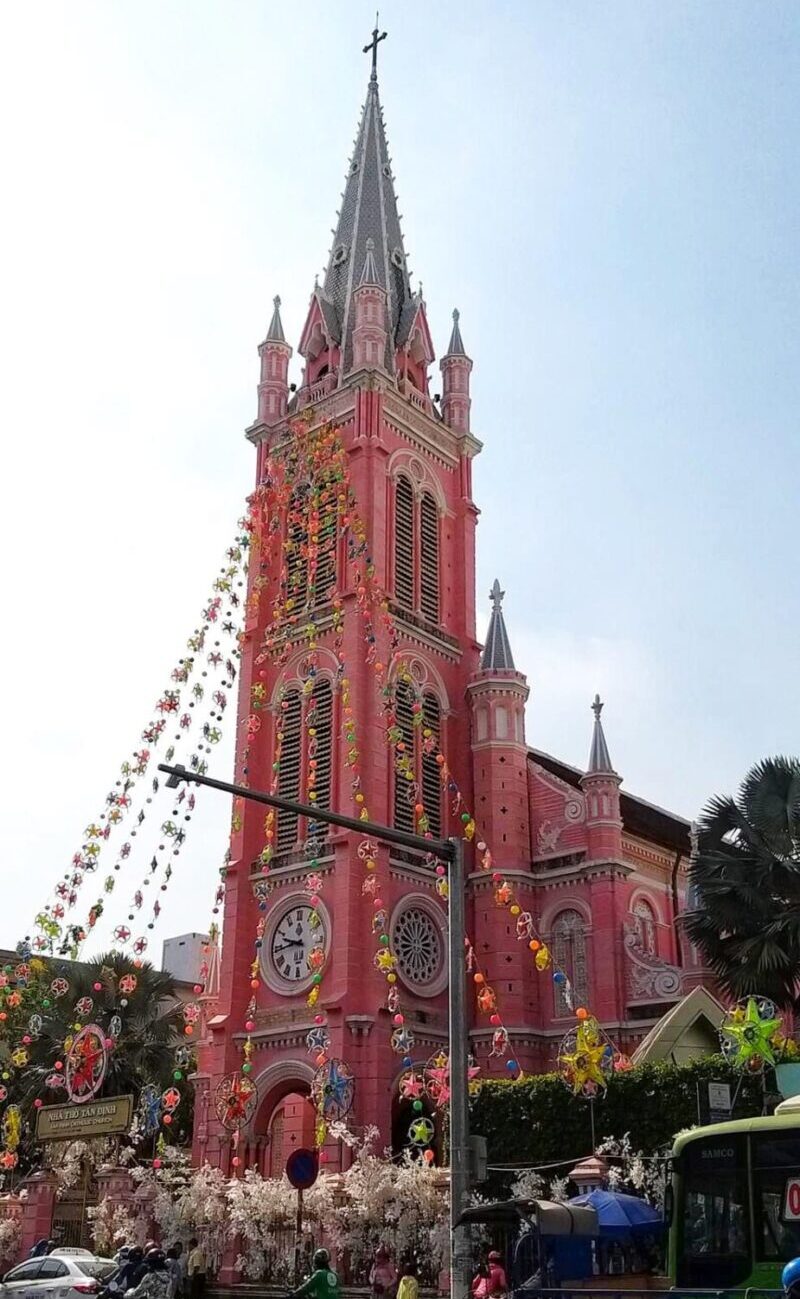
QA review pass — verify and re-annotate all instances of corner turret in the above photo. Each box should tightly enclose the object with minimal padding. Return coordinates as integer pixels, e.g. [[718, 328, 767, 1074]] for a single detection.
[[580, 695, 623, 860], [440, 309, 473, 434], [256, 296, 292, 426]]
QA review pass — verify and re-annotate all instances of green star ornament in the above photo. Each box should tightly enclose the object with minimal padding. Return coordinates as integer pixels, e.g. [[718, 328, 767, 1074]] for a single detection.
[[720, 996, 782, 1071]]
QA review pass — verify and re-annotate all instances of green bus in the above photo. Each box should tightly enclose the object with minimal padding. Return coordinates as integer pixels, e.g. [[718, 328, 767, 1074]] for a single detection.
[[670, 1100, 800, 1291]]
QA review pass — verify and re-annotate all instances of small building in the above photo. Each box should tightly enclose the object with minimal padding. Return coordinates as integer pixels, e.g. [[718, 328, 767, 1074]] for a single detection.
[[162, 933, 208, 986]]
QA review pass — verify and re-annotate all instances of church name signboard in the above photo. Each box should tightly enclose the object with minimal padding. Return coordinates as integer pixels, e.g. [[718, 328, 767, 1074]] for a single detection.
[[36, 1095, 133, 1141]]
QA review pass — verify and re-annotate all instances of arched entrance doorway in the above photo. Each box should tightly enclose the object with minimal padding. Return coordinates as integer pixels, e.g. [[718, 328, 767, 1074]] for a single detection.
[[266, 1091, 316, 1178]]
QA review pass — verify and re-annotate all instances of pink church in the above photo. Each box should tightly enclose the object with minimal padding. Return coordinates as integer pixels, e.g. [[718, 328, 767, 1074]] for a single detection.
[[193, 53, 708, 1176]]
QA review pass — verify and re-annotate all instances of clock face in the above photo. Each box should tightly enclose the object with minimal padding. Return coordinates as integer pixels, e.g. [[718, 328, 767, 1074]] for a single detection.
[[269, 903, 325, 987]]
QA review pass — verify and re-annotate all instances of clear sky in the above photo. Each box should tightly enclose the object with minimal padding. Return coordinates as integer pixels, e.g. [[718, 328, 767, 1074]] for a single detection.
[[0, 1, 797, 955]]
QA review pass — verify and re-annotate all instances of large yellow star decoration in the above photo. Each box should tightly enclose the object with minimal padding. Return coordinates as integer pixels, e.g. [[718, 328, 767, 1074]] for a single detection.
[[558, 1018, 612, 1097]]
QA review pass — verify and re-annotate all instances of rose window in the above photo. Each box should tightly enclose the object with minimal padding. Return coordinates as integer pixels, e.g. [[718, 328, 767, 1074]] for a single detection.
[[393, 906, 443, 989]]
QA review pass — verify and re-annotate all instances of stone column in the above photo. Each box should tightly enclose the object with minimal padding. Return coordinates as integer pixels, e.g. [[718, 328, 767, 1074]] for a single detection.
[[18, 1171, 58, 1261], [96, 1166, 137, 1219]]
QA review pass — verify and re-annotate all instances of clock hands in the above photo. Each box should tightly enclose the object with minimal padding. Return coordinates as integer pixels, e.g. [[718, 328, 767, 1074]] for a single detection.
[[273, 939, 305, 954]]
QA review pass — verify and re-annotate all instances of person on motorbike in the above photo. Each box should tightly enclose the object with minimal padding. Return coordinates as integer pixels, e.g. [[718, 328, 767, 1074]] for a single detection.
[[127, 1249, 171, 1299], [288, 1248, 340, 1299]]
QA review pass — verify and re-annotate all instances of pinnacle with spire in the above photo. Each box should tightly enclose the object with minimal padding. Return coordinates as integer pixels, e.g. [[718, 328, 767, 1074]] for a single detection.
[[446, 308, 467, 356], [266, 295, 286, 343], [316, 21, 417, 372], [359, 237, 380, 287], [480, 580, 516, 671], [587, 694, 615, 774]]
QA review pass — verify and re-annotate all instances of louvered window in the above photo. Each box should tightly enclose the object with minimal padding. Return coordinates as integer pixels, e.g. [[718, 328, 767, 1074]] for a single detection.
[[308, 678, 333, 840], [394, 476, 414, 609], [421, 692, 442, 837], [419, 492, 439, 623], [286, 489, 308, 608], [277, 690, 301, 851], [314, 510, 336, 606], [552, 909, 589, 1015], [393, 680, 415, 832]]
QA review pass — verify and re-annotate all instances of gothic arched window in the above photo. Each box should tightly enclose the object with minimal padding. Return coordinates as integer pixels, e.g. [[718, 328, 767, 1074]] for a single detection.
[[393, 681, 442, 837], [308, 677, 333, 841], [552, 909, 589, 1016], [286, 482, 337, 612], [394, 476, 414, 610], [313, 504, 336, 606], [286, 489, 309, 609], [421, 692, 442, 837], [633, 898, 657, 955], [276, 689, 302, 852], [419, 492, 439, 623], [393, 680, 415, 833]]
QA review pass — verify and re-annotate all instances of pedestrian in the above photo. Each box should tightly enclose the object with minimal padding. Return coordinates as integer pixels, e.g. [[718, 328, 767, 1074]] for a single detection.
[[288, 1247, 340, 1299], [186, 1238, 207, 1299], [28, 1240, 48, 1259], [370, 1245, 397, 1299], [396, 1261, 419, 1299], [165, 1247, 183, 1299]]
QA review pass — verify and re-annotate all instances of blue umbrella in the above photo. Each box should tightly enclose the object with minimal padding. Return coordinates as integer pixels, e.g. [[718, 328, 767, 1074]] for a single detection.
[[568, 1189, 664, 1239]]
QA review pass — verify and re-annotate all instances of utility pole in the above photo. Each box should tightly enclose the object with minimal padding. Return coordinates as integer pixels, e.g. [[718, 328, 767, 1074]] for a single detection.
[[158, 763, 472, 1299]]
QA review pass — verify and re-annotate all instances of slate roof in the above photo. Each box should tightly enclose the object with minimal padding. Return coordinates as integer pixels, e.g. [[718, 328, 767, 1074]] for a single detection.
[[265, 295, 286, 343], [528, 748, 691, 853], [322, 75, 413, 371], [445, 308, 467, 357], [480, 580, 516, 671], [587, 695, 614, 773]]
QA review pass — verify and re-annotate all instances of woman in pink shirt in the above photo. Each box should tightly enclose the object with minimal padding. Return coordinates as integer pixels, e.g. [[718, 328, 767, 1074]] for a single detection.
[[471, 1252, 508, 1298], [369, 1245, 398, 1299]]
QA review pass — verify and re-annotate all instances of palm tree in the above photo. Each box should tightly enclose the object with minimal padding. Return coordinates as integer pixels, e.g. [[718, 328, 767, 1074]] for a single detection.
[[684, 756, 800, 1009], [2, 953, 192, 1155]]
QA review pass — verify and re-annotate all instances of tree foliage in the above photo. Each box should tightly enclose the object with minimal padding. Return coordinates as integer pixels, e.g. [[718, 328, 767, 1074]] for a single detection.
[[470, 1056, 764, 1198], [0, 951, 192, 1175], [684, 756, 800, 1007]]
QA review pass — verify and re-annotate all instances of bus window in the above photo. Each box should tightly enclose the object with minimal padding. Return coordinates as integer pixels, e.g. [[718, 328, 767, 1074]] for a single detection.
[[676, 1135, 750, 1287], [752, 1133, 800, 1262]]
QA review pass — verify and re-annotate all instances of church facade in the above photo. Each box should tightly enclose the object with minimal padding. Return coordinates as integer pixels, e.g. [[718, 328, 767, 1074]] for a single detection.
[[193, 56, 708, 1176]]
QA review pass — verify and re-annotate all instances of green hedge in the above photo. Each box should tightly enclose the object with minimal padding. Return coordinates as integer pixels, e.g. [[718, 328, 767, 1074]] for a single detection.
[[470, 1055, 765, 1193]]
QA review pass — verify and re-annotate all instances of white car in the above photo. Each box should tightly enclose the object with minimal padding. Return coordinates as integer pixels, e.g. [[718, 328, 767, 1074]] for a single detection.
[[1, 1254, 117, 1299]]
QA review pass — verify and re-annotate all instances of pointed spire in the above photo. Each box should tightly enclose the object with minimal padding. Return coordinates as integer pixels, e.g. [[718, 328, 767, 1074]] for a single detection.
[[359, 237, 380, 287], [446, 307, 467, 356], [587, 694, 615, 774], [321, 66, 415, 371], [480, 580, 516, 671], [266, 295, 286, 343]]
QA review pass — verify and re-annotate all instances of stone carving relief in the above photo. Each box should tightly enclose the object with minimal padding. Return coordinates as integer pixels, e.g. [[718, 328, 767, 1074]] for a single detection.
[[624, 922, 682, 1000], [537, 820, 563, 855]]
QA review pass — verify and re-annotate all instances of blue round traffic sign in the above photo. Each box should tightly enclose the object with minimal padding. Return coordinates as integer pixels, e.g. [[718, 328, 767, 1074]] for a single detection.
[[285, 1147, 319, 1190]]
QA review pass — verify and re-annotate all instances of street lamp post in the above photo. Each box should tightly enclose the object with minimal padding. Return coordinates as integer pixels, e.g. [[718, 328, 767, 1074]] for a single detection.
[[158, 762, 472, 1299]]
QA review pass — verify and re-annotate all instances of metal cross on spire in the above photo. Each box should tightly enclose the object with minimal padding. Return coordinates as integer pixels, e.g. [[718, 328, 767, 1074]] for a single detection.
[[363, 14, 387, 80], [489, 578, 505, 611]]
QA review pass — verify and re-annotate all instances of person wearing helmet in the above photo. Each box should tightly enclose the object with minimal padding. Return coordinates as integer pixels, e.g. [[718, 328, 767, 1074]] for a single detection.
[[127, 1250, 170, 1299], [289, 1248, 340, 1299], [783, 1257, 800, 1299]]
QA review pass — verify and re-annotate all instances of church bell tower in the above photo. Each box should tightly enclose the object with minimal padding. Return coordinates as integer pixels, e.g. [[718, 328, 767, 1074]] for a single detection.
[[195, 30, 483, 1173]]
